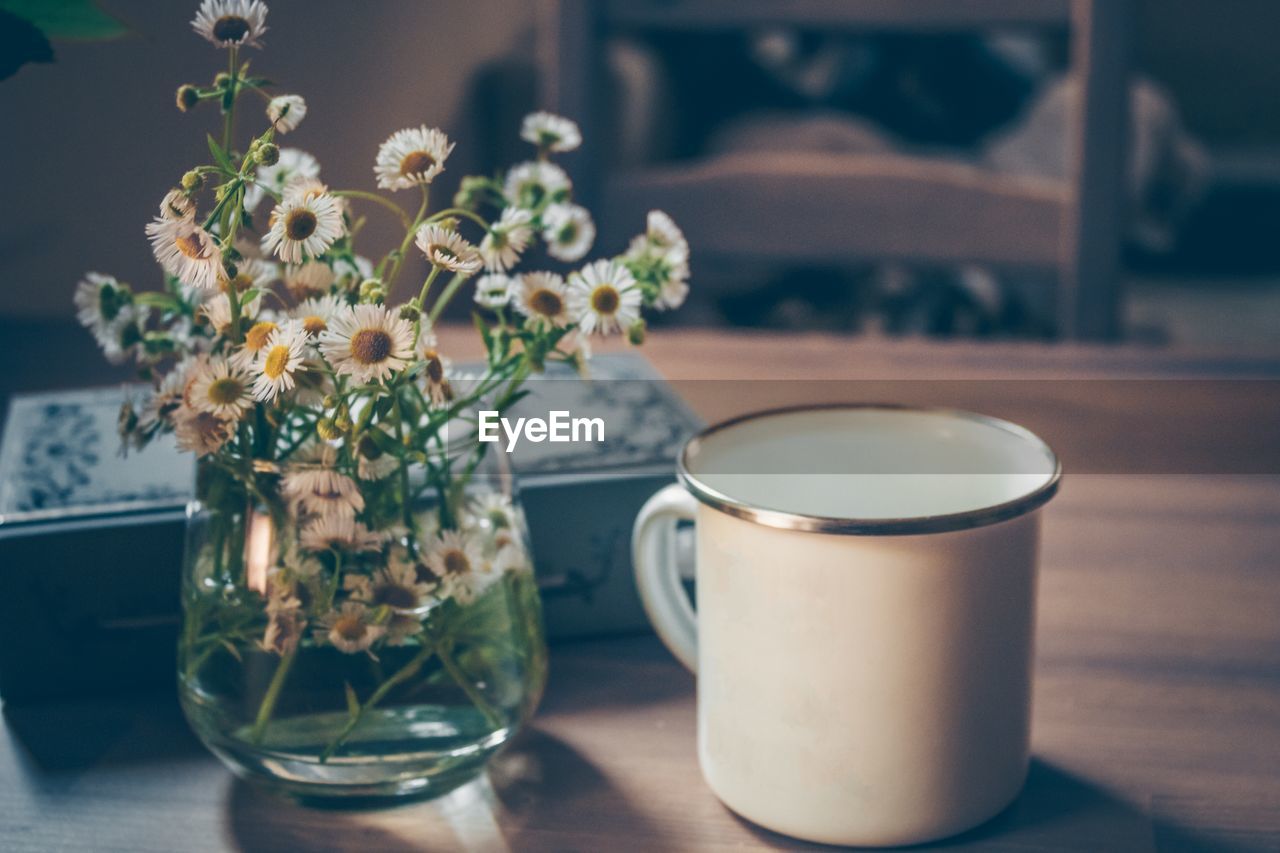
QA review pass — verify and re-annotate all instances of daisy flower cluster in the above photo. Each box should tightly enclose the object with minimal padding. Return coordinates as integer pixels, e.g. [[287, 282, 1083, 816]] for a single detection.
[[78, 1, 688, 716]]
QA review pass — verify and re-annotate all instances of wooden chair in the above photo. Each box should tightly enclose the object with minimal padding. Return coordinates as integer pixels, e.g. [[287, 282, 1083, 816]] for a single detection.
[[536, 0, 1133, 340]]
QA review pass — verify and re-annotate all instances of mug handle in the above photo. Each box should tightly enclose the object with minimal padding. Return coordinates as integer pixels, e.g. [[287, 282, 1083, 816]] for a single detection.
[[632, 483, 699, 672]]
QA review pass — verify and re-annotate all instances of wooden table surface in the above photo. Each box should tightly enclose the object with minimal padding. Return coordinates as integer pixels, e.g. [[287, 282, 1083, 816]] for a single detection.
[[3, 329, 1279, 851]]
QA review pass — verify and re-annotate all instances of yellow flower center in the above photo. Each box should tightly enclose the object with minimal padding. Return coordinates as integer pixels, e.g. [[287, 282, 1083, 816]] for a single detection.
[[333, 615, 367, 643], [220, 272, 254, 293], [244, 321, 277, 351], [285, 208, 318, 241], [212, 15, 250, 42], [529, 288, 563, 317], [350, 328, 393, 365], [206, 377, 243, 406], [399, 150, 436, 176], [302, 315, 327, 335], [590, 285, 620, 315], [429, 243, 457, 263], [263, 345, 291, 379], [442, 549, 470, 576], [175, 231, 209, 260]]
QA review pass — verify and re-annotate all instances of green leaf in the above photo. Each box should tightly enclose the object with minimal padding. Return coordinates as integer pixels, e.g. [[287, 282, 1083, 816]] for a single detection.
[[344, 681, 360, 716], [207, 134, 233, 171], [0, 0, 127, 41]]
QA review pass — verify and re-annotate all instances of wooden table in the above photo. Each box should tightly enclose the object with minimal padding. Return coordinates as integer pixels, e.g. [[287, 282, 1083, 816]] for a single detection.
[[3, 329, 1279, 851]]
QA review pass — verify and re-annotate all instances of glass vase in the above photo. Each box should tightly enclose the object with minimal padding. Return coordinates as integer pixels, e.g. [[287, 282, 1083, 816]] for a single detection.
[[177, 445, 547, 798]]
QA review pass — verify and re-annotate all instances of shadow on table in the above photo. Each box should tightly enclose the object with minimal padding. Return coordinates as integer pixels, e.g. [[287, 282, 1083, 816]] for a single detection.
[[3, 689, 204, 774], [224, 727, 672, 852], [538, 635, 695, 715], [724, 757, 1156, 851]]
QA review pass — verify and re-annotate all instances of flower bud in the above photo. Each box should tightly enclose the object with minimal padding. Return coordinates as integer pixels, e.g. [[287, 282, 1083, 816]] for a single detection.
[[118, 400, 138, 436], [334, 413, 354, 434], [397, 304, 420, 322], [322, 394, 339, 409], [627, 319, 647, 346], [181, 170, 204, 191], [176, 84, 200, 112], [256, 142, 280, 166], [359, 279, 386, 304], [316, 418, 343, 440]]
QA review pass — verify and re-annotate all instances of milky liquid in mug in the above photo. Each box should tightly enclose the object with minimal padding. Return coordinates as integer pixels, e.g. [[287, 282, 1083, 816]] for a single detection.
[[686, 408, 1057, 522]]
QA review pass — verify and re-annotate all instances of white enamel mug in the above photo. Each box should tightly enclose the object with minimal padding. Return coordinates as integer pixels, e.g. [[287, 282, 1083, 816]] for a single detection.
[[632, 405, 1060, 847]]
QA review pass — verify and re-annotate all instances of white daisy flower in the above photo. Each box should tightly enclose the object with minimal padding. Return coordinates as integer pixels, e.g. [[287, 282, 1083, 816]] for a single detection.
[[187, 357, 254, 420], [315, 602, 385, 654], [220, 256, 279, 295], [468, 492, 517, 533], [346, 559, 433, 644], [230, 318, 279, 370], [503, 161, 571, 210], [473, 273, 512, 309], [374, 126, 454, 191], [245, 147, 319, 213], [511, 271, 571, 329], [260, 605, 304, 655], [252, 320, 309, 402], [416, 336, 452, 407], [262, 192, 345, 264], [520, 111, 582, 152], [282, 176, 347, 219], [299, 515, 385, 553], [191, 0, 268, 49], [568, 259, 642, 336], [173, 407, 235, 456], [74, 273, 133, 347], [291, 293, 344, 336], [479, 207, 534, 273], [160, 189, 195, 220], [414, 224, 483, 275], [318, 304, 415, 384], [267, 94, 306, 133], [354, 432, 400, 481], [333, 254, 374, 289], [283, 260, 334, 299], [655, 270, 691, 311], [542, 202, 595, 262], [645, 209, 688, 258], [146, 216, 222, 290], [423, 530, 488, 605], [281, 444, 365, 520], [199, 292, 260, 337], [139, 365, 188, 431]]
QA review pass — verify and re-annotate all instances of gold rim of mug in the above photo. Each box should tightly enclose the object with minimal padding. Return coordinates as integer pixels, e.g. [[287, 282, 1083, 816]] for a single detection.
[[676, 403, 1062, 536]]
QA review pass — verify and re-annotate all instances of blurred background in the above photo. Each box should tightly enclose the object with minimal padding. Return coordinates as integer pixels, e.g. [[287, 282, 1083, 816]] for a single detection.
[[2, 0, 1279, 383]]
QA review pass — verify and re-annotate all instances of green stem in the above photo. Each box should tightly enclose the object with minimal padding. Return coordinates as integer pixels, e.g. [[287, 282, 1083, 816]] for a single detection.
[[427, 273, 469, 326], [438, 641, 504, 729], [333, 190, 411, 229], [426, 207, 490, 230], [385, 187, 430, 294], [249, 644, 297, 745], [319, 643, 436, 763], [221, 46, 239, 153]]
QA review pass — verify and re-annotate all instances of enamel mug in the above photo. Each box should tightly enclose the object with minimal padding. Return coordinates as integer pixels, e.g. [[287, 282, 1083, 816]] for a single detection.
[[632, 405, 1060, 846]]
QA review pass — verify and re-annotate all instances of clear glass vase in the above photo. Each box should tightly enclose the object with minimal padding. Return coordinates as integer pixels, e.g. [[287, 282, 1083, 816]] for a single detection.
[[177, 445, 547, 798]]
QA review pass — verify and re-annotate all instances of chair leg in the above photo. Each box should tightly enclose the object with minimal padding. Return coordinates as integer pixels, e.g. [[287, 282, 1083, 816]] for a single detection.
[[1060, 0, 1134, 341]]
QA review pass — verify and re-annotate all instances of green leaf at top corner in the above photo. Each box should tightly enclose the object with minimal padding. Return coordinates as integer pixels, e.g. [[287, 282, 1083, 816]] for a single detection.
[[0, 0, 129, 41]]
